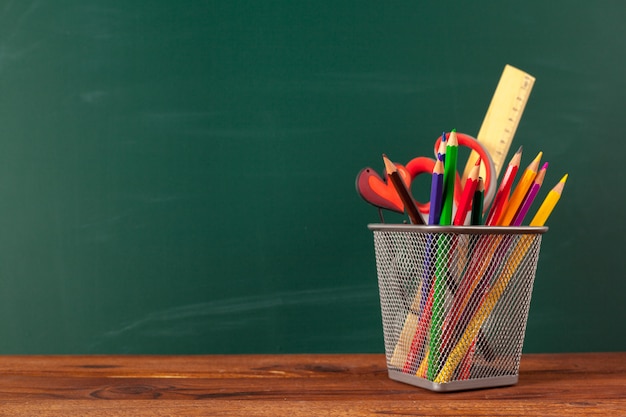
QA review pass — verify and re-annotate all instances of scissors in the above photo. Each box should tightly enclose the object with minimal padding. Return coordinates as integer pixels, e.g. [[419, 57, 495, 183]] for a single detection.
[[356, 132, 496, 221]]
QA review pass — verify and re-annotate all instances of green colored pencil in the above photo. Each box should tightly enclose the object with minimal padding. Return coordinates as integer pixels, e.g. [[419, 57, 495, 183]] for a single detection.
[[439, 129, 458, 226], [427, 129, 458, 380]]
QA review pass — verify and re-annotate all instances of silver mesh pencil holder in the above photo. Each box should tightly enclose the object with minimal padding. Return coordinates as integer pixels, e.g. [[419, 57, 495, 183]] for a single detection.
[[369, 224, 547, 392]]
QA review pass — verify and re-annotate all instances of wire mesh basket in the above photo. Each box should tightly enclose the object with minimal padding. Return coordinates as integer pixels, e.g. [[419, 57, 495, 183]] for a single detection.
[[369, 224, 547, 392]]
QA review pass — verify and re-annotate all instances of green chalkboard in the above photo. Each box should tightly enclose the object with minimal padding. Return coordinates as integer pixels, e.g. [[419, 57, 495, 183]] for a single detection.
[[0, 1, 623, 354]]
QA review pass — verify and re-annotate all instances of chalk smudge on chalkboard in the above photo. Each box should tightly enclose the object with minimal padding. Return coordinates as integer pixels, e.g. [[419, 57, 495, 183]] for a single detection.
[[264, 72, 448, 95], [80, 90, 108, 103], [100, 285, 375, 339], [141, 110, 326, 140]]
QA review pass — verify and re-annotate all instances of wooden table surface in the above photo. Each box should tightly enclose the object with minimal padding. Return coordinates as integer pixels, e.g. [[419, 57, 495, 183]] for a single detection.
[[0, 353, 624, 416]]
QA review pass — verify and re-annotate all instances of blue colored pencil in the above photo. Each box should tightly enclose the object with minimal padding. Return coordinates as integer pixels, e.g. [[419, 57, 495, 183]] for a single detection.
[[437, 132, 447, 165]]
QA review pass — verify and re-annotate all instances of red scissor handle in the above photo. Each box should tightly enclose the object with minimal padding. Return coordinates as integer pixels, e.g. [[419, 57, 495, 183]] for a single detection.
[[405, 133, 495, 216], [433, 132, 494, 196], [405, 156, 462, 215]]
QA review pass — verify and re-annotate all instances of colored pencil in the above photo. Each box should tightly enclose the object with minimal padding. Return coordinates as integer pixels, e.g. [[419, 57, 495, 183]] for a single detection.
[[390, 156, 444, 369], [415, 350, 429, 378], [428, 156, 445, 225], [529, 174, 568, 226], [402, 282, 436, 373], [485, 146, 522, 226], [383, 154, 425, 225], [434, 233, 534, 383], [435, 173, 568, 382], [427, 245, 447, 380], [453, 157, 481, 226], [498, 151, 543, 226], [457, 340, 475, 380], [427, 129, 458, 378], [437, 132, 447, 163], [512, 162, 548, 226], [439, 129, 458, 226], [389, 311, 420, 369], [471, 177, 485, 225], [426, 130, 457, 378], [420, 155, 445, 323]]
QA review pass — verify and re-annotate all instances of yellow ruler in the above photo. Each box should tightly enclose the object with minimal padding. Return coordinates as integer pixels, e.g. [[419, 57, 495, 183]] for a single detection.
[[462, 65, 535, 182]]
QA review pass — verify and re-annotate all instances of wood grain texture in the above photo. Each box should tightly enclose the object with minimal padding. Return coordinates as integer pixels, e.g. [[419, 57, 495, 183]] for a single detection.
[[0, 353, 624, 416]]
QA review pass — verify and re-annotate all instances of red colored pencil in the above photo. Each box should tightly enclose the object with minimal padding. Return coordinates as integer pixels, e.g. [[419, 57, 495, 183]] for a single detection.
[[484, 146, 522, 226], [453, 157, 481, 226]]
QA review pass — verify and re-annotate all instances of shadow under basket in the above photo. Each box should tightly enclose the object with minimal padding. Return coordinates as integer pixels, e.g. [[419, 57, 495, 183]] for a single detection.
[[369, 224, 547, 392]]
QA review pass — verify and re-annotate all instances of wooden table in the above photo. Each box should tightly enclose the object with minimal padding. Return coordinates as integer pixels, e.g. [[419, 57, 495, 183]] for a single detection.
[[0, 353, 624, 416]]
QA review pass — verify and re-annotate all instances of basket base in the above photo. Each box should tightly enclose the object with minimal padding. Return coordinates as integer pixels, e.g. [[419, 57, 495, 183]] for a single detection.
[[388, 370, 518, 392]]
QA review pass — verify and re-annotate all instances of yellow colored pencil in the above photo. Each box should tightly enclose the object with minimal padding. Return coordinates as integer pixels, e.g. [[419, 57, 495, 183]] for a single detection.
[[434, 234, 534, 383], [498, 151, 542, 226], [416, 350, 429, 378], [529, 174, 568, 226], [434, 174, 568, 383]]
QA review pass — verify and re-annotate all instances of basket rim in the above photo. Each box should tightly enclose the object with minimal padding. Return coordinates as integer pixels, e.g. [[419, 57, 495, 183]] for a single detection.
[[367, 223, 548, 235]]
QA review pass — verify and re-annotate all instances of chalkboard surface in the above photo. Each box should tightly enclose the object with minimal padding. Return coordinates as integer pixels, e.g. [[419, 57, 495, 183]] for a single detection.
[[0, 1, 623, 353]]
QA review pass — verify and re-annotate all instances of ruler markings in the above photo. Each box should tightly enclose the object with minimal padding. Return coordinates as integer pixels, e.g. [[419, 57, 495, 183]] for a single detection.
[[462, 65, 535, 183]]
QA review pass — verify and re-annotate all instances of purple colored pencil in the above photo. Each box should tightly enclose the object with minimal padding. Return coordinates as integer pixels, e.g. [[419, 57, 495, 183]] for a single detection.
[[418, 155, 445, 315], [512, 162, 548, 226], [428, 156, 445, 225]]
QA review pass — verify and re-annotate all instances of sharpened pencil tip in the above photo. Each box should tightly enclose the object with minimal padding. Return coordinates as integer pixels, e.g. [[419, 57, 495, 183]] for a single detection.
[[382, 154, 396, 173], [516, 145, 523, 154]]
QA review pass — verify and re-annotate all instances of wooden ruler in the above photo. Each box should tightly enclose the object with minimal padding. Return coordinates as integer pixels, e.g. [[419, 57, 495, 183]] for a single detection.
[[462, 65, 535, 182]]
